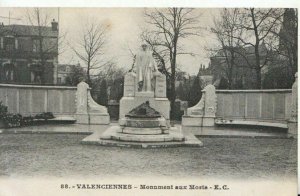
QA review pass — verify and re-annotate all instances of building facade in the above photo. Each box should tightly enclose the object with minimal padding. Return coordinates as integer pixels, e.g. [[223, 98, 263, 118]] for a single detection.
[[0, 20, 58, 85], [209, 44, 270, 89]]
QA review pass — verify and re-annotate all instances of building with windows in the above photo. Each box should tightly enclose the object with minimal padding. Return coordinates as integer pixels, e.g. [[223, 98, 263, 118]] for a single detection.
[[0, 20, 58, 84]]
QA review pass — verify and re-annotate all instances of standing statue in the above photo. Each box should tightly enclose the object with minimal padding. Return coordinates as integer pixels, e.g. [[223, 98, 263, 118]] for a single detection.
[[132, 42, 159, 92]]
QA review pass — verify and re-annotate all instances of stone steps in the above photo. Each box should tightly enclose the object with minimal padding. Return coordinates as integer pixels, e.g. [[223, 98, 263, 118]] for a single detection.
[[103, 132, 185, 143], [119, 127, 169, 135], [83, 125, 203, 148], [82, 139, 195, 148]]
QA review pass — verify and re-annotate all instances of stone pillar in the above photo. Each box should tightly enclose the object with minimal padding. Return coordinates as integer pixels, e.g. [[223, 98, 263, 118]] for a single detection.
[[75, 82, 89, 124], [123, 72, 136, 97], [288, 72, 297, 137], [75, 81, 110, 124], [119, 71, 170, 121], [155, 72, 167, 98]]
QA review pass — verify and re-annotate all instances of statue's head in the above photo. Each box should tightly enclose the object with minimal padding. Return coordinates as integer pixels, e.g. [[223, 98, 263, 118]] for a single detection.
[[141, 41, 148, 51]]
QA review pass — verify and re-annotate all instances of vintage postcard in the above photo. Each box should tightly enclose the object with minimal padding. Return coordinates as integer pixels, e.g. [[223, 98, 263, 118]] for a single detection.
[[0, 1, 298, 195]]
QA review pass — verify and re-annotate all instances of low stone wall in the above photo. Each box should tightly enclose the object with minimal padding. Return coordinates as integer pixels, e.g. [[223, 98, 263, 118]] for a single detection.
[[0, 83, 77, 117], [216, 89, 292, 123]]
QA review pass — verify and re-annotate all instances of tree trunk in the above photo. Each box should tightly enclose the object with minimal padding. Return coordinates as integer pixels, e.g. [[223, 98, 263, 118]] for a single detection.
[[255, 68, 261, 89], [170, 51, 176, 120], [292, 45, 298, 76], [228, 50, 235, 89], [87, 62, 91, 85], [170, 37, 178, 120], [254, 45, 262, 89], [251, 8, 262, 89]]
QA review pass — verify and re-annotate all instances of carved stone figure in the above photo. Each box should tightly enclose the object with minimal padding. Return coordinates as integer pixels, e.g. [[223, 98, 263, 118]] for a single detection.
[[75, 81, 109, 124], [132, 42, 158, 92], [187, 84, 217, 117]]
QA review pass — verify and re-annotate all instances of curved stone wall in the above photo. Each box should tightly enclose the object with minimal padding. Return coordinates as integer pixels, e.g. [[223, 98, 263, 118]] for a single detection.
[[0, 83, 77, 117], [216, 89, 292, 123]]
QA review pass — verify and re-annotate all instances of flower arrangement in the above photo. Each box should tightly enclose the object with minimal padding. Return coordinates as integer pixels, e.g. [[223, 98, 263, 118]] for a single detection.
[[0, 102, 55, 128]]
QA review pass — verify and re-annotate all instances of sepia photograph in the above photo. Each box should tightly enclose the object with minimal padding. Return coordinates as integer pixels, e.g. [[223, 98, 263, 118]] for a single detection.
[[0, 2, 298, 196]]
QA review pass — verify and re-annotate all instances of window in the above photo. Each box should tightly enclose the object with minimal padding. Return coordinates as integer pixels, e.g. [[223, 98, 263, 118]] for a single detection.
[[3, 63, 14, 82], [66, 66, 70, 72], [33, 39, 40, 52], [4, 37, 15, 51], [57, 77, 62, 84]]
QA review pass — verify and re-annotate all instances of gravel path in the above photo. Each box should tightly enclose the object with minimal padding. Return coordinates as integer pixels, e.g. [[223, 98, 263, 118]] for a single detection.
[[0, 134, 296, 180]]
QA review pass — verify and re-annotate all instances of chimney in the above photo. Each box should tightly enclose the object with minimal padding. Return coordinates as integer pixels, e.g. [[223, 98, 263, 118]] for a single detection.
[[51, 19, 58, 31]]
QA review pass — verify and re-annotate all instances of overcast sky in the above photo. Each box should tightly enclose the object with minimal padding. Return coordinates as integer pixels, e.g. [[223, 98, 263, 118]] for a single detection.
[[0, 8, 220, 75]]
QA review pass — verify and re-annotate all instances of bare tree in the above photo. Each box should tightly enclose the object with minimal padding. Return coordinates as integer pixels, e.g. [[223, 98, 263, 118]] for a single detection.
[[232, 8, 283, 89], [71, 20, 111, 85], [25, 8, 65, 84], [270, 8, 298, 79], [211, 8, 244, 89], [142, 8, 202, 117]]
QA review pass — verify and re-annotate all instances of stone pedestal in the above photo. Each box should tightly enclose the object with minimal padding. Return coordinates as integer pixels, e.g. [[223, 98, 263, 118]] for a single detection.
[[182, 116, 215, 127], [75, 81, 110, 125], [119, 72, 170, 120], [89, 114, 110, 125], [75, 113, 89, 124], [288, 121, 297, 137]]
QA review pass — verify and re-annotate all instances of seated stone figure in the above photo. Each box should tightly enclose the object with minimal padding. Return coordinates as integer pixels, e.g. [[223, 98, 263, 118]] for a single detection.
[[131, 42, 159, 92]]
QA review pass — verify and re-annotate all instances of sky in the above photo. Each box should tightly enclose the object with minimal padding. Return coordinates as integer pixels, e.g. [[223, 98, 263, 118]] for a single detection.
[[0, 8, 220, 75]]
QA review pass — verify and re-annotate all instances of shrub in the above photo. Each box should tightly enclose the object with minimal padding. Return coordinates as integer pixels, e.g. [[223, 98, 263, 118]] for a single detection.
[[34, 112, 55, 120], [0, 101, 8, 119], [2, 113, 23, 128]]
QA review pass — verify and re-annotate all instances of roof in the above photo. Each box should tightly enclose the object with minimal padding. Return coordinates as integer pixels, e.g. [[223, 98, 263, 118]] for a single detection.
[[0, 24, 58, 37], [212, 44, 268, 58]]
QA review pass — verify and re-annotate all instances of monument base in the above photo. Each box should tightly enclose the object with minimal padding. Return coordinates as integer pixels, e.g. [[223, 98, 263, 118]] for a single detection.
[[82, 101, 203, 148], [81, 126, 203, 148], [182, 115, 215, 127], [75, 113, 89, 124], [75, 113, 110, 125], [119, 96, 170, 120], [288, 121, 298, 138]]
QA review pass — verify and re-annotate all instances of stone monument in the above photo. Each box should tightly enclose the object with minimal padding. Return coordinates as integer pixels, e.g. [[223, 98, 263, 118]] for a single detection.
[[182, 82, 217, 127], [119, 43, 170, 121], [81, 43, 202, 148], [75, 81, 110, 124]]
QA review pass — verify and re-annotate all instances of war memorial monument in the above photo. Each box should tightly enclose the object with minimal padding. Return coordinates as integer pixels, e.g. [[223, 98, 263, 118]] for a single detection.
[[81, 43, 203, 148]]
